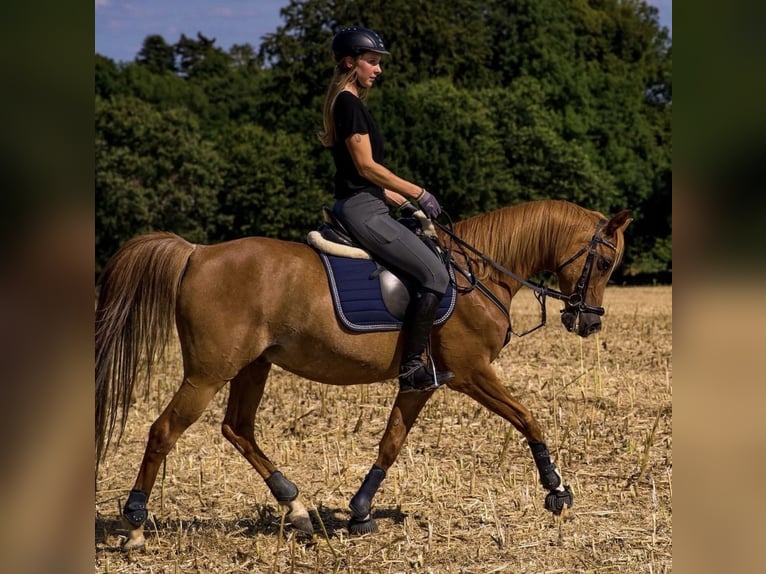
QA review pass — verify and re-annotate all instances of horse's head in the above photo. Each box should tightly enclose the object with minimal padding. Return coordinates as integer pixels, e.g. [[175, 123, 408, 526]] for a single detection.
[[556, 209, 632, 337]]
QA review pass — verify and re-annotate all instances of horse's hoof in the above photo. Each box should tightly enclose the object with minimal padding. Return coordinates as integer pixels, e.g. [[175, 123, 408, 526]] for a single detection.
[[544, 485, 573, 515], [348, 515, 378, 535], [283, 499, 314, 535], [121, 528, 146, 552], [290, 514, 314, 535]]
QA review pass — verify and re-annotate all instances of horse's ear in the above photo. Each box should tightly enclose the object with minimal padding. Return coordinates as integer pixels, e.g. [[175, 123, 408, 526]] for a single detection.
[[604, 209, 632, 236]]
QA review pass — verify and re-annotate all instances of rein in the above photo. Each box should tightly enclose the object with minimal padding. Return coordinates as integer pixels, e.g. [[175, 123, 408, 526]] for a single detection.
[[433, 216, 617, 339]]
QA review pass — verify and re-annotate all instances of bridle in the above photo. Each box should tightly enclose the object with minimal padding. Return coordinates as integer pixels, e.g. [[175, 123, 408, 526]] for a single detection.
[[432, 218, 618, 340], [553, 219, 618, 318]]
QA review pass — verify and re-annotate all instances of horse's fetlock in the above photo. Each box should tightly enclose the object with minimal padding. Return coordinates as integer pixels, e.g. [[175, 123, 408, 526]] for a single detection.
[[265, 470, 299, 502], [349, 465, 386, 519], [123, 488, 149, 527], [540, 465, 562, 491], [349, 494, 371, 519], [528, 440, 562, 489]]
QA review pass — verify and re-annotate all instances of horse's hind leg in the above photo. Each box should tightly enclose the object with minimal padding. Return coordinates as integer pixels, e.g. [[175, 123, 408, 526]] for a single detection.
[[121, 374, 227, 550], [348, 391, 432, 534], [221, 360, 313, 535]]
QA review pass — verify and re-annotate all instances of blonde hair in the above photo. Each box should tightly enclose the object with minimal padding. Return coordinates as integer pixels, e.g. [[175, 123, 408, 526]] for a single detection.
[[318, 59, 371, 148]]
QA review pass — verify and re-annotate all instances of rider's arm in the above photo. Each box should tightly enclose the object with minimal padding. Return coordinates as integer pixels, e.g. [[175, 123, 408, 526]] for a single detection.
[[345, 133, 424, 202], [383, 189, 409, 207]]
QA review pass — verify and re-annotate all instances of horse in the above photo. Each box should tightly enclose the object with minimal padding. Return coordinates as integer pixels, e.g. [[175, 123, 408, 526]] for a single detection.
[[95, 199, 631, 550]]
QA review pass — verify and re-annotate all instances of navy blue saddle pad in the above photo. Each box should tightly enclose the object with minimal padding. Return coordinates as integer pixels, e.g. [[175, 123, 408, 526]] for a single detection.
[[319, 253, 457, 332]]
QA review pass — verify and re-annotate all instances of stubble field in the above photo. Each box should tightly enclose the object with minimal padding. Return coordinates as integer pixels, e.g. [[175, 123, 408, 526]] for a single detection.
[[95, 285, 672, 573]]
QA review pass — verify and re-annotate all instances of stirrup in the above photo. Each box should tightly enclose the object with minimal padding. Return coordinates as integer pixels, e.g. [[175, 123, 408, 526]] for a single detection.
[[398, 363, 453, 393]]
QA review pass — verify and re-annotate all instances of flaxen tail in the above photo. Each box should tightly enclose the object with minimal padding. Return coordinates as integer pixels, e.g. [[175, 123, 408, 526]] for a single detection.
[[95, 232, 195, 467]]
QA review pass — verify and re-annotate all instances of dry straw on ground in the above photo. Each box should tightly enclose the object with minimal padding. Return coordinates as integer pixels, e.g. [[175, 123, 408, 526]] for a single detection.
[[95, 286, 672, 573]]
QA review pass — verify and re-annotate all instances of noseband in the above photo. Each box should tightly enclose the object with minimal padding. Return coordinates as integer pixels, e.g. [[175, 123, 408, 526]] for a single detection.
[[554, 219, 617, 317]]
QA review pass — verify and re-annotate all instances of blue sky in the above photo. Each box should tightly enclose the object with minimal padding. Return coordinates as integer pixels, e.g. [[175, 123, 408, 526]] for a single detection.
[[95, 0, 672, 63]]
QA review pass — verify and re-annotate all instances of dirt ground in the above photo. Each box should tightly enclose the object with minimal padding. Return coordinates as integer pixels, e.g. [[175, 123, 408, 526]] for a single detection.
[[95, 286, 672, 573]]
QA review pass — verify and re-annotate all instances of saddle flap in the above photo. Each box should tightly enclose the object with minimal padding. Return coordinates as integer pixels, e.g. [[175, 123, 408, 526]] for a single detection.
[[319, 254, 457, 332]]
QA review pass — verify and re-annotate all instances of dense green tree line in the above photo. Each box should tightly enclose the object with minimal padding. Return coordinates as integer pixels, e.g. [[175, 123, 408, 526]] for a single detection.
[[95, 0, 671, 281]]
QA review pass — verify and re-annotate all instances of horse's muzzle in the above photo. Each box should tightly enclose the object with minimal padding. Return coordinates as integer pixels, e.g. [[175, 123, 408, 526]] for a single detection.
[[561, 309, 602, 337]]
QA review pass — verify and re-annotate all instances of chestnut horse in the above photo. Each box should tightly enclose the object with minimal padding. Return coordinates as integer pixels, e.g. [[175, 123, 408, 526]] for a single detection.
[[96, 199, 630, 550]]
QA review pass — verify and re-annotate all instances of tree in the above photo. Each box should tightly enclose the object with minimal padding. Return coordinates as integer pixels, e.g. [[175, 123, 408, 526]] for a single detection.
[[484, 0, 671, 277], [482, 78, 619, 212], [95, 95, 223, 272], [216, 124, 332, 241], [119, 61, 202, 112], [136, 34, 176, 74], [175, 32, 230, 78], [95, 54, 124, 99], [229, 43, 260, 70], [375, 79, 511, 217], [257, 0, 496, 111]]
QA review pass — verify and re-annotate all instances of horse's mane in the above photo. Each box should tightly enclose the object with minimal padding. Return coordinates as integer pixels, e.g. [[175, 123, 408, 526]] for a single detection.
[[449, 200, 620, 282]]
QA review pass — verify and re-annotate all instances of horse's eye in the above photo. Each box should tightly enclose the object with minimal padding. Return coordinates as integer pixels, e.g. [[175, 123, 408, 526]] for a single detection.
[[597, 256, 613, 272]]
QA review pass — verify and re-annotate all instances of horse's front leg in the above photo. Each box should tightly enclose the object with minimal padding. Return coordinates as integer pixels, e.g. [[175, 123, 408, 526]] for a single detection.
[[451, 366, 573, 516], [348, 390, 432, 534]]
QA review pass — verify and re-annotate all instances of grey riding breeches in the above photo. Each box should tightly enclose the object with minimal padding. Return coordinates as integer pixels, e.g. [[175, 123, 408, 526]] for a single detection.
[[333, 191, 450, 295]]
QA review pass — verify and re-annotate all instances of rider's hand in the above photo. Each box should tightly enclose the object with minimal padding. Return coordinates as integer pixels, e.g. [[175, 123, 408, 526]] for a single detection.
[[417, 189, 442, 219]]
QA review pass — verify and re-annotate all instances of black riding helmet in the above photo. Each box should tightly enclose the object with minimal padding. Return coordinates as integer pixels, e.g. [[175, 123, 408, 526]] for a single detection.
[[331, 26, 390, 62]]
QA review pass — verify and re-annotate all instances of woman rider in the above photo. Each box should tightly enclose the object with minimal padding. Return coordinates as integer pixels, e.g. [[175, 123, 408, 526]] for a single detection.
[[318, 26, 453, 393]]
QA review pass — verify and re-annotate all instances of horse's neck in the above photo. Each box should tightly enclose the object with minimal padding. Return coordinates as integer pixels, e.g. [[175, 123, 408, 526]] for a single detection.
[[454, 206, 563, 280], [516, 215, 565, 275]]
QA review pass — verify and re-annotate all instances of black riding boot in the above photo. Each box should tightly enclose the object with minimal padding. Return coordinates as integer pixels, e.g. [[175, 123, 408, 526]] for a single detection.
[[399, 291, 454, 393]]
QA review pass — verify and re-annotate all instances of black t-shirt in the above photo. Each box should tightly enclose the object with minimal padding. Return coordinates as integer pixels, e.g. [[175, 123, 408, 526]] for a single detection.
[[332, 91, 385, 200]]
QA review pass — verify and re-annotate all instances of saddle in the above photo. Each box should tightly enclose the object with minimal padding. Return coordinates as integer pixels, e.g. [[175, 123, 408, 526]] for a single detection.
[[307, 207, 456, 332], [307, 208, 372, 260]]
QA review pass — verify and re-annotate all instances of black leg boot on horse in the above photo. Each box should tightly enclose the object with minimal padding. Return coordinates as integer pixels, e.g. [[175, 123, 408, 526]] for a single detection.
[[399, 290, 454, 393]]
